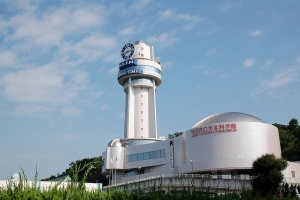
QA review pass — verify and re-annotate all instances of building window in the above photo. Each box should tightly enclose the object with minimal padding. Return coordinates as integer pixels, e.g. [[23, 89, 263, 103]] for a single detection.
[[141, 128, 143, 131], [141, 47, 144, 50], [141, 103, 143, 106], [132, 154, 137, 162], [156, 150, 161, 158], [124, 171, 135, 177], [141, 111, 143, 114], [141, 95, 143, 98], [162, 149, 166, 157], [126, 149, 166, 163], [150, 151, 156, 159], [138, 153, 143, 161], [143, 152, 149, 160], [292, 171, 295, 178], [127, 155, 132, 162], [141, 87, 143, 89], [141, 119, 143, 122]]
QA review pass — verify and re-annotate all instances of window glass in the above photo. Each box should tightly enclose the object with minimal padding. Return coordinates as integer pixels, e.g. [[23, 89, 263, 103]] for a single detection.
[[126, 149, 166, 163], [143, 152, 149, 160], [124, 171, 135, 177], [132, 154, 137, 162], [156, 150, 161, 158], [162, 149, 166, 157], [138, 153, 143, 161], [150, 151, 156, 159]]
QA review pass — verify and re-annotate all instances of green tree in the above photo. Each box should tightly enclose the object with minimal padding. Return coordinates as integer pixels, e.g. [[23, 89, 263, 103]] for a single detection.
[[287, 118, 298, 132], [275, 118, 300, 161], [41, 156, 108, 185], [168, 132, 183, 139], [251, 154, 288, 196]]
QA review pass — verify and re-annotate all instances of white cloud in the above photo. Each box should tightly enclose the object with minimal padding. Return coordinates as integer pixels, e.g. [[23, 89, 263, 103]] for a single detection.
[[251, 64, 300, 98], [220, 74, 227, 79], [261, 60, 274, 70], [60, 34, 117, 61], [13, 105, 54, 116], [129, 0, 150, 10], [162, 62, 173, 70], [206, 48, 217, 56], [158, 9, 204, 29], [263, 67, 299, 89], [61, 106, 81, 116], [221, 1, 242, 11], [101, 104, 108, 110], [249, 30, 262, 36], [243, 58, 256, 68], [59, 133, 80, 140], [108, 66, 119, 75], [0, 63, 90, 115], [177, 14, 205, 23], [177, 14, 205, 30], [147, 32, 178, 49], [3, 4, 105, 48], [158, 9, 173, 20], [197, 27, 221, 36], [119, 26, 135, 36], [0, 50, 17, 67]]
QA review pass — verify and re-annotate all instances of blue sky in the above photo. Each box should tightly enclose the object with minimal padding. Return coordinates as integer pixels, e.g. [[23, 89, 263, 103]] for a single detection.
[[0, 0, 299, 180]]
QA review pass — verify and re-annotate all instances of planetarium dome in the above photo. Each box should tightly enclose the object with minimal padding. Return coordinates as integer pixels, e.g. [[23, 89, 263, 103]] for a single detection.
[[193, 112, 265, 128]]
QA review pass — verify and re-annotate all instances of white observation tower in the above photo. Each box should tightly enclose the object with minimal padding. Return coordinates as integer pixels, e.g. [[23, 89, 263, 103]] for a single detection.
[[118, 40, 162, 139]]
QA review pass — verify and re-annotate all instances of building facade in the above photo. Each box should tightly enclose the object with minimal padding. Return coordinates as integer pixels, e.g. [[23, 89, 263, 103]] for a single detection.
[[101, 41, 300, 189], [118, 40, 162, 139]]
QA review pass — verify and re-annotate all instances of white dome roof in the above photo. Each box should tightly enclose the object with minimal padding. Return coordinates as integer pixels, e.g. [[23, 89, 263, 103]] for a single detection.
[[193, 112, 265, 128]]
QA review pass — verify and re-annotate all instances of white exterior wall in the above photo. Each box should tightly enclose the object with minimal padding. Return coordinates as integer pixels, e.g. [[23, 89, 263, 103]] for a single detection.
[[102, 118, 299, 186], [148, 86, 156, 138], [124, 84, 157, 139], [176, 122, 281, 173], [126, 83, 135, 138], [133, 86, 149, 138], [119, 41, 162, 139], [283, 161, 300, 178]]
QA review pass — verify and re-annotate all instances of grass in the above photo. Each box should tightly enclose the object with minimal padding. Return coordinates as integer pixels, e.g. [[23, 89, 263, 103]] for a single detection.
[[0, 165, 298, 199]]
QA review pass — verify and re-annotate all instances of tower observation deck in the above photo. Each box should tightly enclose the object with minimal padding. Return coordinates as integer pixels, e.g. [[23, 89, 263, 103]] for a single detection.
[[118, 40, 162, 139]]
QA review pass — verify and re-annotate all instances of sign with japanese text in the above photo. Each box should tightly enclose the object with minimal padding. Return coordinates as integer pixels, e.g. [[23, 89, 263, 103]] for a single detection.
[[191, 123, 237, 137]]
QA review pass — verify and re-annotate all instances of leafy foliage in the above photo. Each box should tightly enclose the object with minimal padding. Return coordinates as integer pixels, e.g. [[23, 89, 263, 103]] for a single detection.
[[41, 156, 107, 185], [274, 118, 300, 161], [251, 154, 288, 196], [168, 132, 183, 139]]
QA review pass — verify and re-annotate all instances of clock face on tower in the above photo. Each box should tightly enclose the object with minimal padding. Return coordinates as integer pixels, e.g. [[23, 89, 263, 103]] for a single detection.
[[121, 43, 135, 60]]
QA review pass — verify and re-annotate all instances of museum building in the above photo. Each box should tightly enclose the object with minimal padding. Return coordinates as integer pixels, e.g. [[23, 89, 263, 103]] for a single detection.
[[101, 40, 300, 188]]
